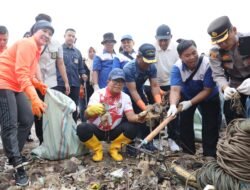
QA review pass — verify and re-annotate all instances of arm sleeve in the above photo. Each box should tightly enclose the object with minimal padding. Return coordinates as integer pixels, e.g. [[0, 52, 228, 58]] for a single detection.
[[209, 48, 228, 88], [170, 65, 183, 86], [149, 65, 157, 79], [123, 94, 133, 112], [124, 65, 135, 82], [15, 40, 38, 91], [203, 67, 216, 88], [112, 57, 121, 69], [78, 51, 86, 75], [93, 55, 102, 71]]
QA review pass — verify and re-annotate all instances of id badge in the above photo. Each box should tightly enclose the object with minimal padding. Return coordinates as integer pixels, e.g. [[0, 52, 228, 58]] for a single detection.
[[74, 58, 79, 64]]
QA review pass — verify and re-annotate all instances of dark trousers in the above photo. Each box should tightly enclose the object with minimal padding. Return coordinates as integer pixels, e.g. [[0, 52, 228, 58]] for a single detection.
[[224, 94, 249, 125], [144, 85, 180, 141], [79, 83, 94, 122], [179, 95, 221, 157], [77, 121, 138, 142], [0, 90, 33, 166], [129, 90, 150, 139], [54, 86, 80, 122], [34, 90, 44, 143]]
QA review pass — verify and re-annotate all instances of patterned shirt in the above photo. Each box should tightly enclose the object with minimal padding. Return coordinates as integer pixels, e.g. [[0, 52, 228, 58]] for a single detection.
[[88, 87, 133, 131]]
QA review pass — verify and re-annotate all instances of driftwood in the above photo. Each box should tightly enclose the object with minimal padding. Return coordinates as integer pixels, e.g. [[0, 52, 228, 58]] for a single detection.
[[170, 163, 199, 188]]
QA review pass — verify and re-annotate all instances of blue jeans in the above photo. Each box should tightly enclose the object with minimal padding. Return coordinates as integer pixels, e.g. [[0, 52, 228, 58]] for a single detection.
[[0, 90, 33, 166]]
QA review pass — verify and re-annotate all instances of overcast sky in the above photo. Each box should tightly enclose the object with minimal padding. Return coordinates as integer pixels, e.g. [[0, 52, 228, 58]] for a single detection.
[[1, 0, 249, 57]]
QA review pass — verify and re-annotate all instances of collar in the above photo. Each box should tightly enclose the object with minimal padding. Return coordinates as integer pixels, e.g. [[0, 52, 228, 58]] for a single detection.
[[155, 41, 172, 52], [63, 43, 75, 50]]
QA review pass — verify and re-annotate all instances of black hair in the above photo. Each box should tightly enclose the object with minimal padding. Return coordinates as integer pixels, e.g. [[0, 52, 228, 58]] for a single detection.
[[23, 31, 31, 38], [0, 25, 8, 35], [65, 28, 76, 34], [176, 39, 197, 56], [35, 13, 52, 22]]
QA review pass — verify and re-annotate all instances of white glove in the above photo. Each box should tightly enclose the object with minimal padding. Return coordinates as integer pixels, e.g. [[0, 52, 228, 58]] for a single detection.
[[179, 100, 192, 111], [93, 84, 99, 91], [223, 87, 237, 100], [237, 78, 250, 95], [167, 104, 178, 117]]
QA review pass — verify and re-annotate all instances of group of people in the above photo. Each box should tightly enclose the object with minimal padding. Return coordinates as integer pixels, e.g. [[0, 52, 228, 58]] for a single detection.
[[0, 14, 249, 187]]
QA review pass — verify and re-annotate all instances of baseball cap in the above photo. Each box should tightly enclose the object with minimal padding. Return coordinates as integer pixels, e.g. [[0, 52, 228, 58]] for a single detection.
[[155, 24, 172, 40], [121, 34, 133, 41], [207, 16, 232, 44], [108, 68, 125, 81], [138, 43, 157, 64], [31, 20, 54, 35]]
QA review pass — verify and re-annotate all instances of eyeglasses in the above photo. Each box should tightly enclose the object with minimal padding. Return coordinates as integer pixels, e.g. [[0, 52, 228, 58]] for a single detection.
[[111, 79, 125, 85]]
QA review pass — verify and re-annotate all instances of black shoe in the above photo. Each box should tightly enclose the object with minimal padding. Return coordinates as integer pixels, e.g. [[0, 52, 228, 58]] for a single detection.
[[14, 166, 29, 186], [141, 141, 158, 152]]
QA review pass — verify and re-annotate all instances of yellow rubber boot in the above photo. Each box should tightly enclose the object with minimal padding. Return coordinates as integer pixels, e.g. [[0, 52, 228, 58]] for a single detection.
[[109, 133, 131, 161], [83, 135, 103, 162]]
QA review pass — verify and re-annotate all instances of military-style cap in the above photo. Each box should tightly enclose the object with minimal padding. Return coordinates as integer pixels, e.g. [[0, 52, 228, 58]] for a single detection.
[[138, 43, 157, 64], [207, 16, 232, 44]]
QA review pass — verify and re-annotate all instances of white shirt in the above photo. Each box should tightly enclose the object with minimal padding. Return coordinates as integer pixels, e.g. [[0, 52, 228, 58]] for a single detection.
[[155, 40, 179, 86], [39, 39, 63, 88], [88, 88, 133, 131]]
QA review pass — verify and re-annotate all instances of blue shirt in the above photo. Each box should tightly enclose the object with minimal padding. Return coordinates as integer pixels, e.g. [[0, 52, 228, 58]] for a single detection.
[[57, 44, 85, 87], [93, 50, 116, 88], [112, 50, 136, 69], [170, 55, 218, 100], [123, 60, 157, 94]]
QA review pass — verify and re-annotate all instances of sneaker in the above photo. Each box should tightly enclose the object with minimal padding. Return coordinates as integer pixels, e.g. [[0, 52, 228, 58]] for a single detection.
[[14, 166, 29, 186], [168, 138, 180, 152], [153, 139, 163, 151]]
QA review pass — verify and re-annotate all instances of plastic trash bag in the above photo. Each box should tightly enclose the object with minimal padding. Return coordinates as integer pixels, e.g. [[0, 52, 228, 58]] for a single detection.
[[32, 89, 87, 160]]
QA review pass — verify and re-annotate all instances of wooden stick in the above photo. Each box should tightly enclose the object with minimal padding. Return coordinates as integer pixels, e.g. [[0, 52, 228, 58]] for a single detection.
[[141, 106, 182, 145]]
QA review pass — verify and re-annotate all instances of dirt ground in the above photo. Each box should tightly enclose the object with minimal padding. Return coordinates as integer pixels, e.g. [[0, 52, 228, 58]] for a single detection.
[[0, 125, 213, 190]]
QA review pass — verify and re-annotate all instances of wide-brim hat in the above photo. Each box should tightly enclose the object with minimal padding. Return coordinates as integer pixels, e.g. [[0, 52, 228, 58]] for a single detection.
[[101, 32, 116, 44]]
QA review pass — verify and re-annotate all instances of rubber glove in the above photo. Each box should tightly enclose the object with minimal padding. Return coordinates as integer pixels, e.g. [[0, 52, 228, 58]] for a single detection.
[[86, 103, 105, 117], [179, 100, 192, 111], [167, 104, 178, 117], [223, 87, 237, 100], [24, 86, 47, 117], [237, 78, 250, 95], [31, 78, 48, 96]]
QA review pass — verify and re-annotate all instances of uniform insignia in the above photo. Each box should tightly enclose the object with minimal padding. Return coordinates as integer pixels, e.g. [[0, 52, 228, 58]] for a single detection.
[[222, 54, 232, 62], [51, 52, 57, 59], [74, 58, 79, 64], [212, 32, 218, 37]]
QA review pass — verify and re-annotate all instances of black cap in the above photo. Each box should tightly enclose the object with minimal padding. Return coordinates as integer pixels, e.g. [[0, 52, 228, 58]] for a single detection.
[[155, 24, 171, 40], [101, 32, 116, 44], [207, 16, 232, 44], [138, 43, 157, 64]]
